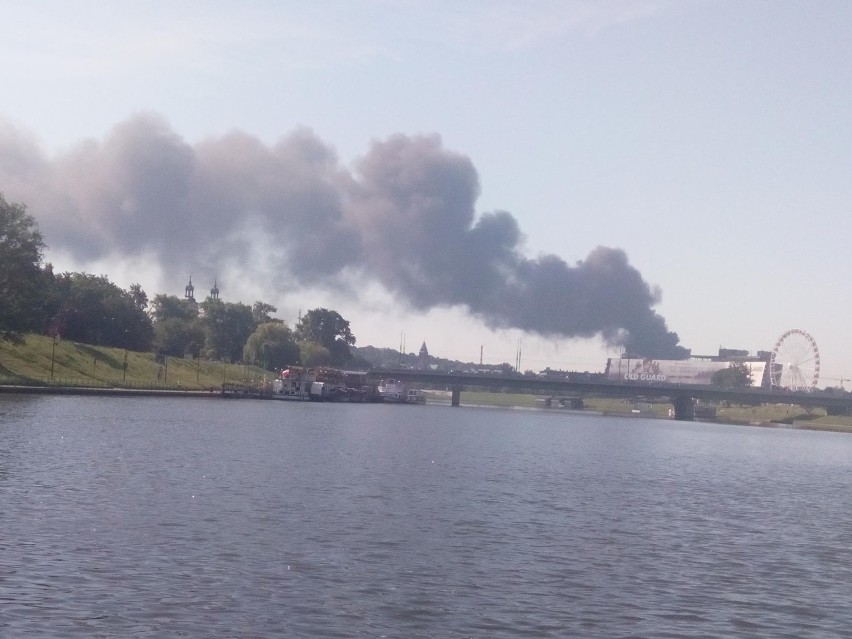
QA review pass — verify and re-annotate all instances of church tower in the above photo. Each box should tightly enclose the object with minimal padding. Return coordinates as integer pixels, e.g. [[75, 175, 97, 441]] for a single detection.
[[184, 276, 195, 302], [210, 276, 220, 300], [418, 341, 429, 370]]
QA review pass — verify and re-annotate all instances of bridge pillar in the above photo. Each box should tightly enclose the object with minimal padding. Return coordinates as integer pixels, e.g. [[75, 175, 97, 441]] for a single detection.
[[451, 386, 461, 407], [672, 396, 695, 421]]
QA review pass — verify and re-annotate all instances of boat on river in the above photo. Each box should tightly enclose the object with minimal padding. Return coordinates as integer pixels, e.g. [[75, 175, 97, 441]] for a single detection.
[[271, 367, 314, 400], [377, 380, 426, 404], [406, 389, 426, 404], [272, 367, 379, 402]]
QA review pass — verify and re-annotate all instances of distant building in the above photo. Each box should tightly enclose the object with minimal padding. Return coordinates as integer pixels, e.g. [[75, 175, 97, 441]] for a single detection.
[[605, 347, 772, 387], [418, 342, 429, 369], [184, 276, 195, 302], [210, 276, 220, 300]]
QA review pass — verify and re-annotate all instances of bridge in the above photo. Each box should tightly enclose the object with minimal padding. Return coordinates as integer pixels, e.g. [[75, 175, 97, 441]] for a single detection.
[[365, 369, 852, 420]]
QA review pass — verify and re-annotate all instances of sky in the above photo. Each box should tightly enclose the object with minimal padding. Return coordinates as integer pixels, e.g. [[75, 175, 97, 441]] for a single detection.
[[1, 0, 851, 381]]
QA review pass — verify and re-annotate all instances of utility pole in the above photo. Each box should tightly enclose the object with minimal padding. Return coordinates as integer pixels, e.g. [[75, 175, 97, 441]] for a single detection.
[[50, 333, 58, 381]]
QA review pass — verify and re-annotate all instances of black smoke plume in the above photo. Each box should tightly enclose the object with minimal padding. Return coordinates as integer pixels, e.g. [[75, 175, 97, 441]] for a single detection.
[[0, 114, 688, 358]]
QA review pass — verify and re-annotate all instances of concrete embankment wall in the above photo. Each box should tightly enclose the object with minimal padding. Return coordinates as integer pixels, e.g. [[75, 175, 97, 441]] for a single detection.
[[0, 385, 221, 399]]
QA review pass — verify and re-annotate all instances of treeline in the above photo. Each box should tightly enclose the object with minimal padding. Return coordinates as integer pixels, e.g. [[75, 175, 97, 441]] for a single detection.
[[1, 193, 362, 371]]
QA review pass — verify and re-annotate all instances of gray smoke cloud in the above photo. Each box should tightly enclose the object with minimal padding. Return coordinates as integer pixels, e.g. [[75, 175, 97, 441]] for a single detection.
[[0, 113, 688, 358]]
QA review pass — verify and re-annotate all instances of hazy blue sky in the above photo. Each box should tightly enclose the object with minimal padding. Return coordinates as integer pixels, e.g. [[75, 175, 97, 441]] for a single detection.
[[2, 1, 850, 380]]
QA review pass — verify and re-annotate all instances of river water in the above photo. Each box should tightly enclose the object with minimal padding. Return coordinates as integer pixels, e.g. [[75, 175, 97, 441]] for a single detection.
[[2, 394, 851, 638]]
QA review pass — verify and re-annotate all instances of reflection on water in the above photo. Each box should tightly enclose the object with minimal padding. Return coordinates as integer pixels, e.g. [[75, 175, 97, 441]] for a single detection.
[[2, 394, 852, 637]]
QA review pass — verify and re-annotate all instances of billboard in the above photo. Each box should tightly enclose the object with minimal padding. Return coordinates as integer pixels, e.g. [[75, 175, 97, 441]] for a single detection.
[[605, 358, 766, 387]]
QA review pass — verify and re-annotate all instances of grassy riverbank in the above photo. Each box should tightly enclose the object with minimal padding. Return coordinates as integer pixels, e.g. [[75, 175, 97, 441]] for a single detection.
[[0, 334, 271, 390], [438, 390, 852, 432], [4, 334, 852, 433]]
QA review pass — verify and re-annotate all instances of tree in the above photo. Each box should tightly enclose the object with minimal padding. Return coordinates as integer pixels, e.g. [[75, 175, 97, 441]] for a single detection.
[[243, 322, 300, 370], [153, 317, 206, 358], [198, 298, 255, 362], [150, 293, 202, 356], [295, 308, 356, 365], [0, 194, 49, 341], [296, 308, 355, 347], [711, 362, 753, 389], [150, 294, 199, 322], [252, 301, 280, 326], [299, 341, 332, 367], [129, 283, 149, 310], [52, 273, 154, 350]]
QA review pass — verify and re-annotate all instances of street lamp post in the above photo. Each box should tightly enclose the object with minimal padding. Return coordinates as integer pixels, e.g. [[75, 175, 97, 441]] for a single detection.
[[50, 333, 57, 381]]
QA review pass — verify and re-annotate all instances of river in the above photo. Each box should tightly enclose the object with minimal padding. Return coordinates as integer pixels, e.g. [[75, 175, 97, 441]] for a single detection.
[[2, 394, 851, 637]]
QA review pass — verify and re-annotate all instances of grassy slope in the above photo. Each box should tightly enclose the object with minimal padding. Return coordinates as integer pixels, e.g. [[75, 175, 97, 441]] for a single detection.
[[444, 390, 852, 431], [0, 334, 273, 390], [4, 335, 851, 431]]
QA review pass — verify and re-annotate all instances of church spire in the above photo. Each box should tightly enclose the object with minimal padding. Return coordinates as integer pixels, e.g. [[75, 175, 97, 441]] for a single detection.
[[184, 275, 195, 301], [418, 341, 429, 369]]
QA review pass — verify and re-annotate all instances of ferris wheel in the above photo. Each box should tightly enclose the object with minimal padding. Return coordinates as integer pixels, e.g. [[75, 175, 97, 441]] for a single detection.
[[770, 329, 820, 391]]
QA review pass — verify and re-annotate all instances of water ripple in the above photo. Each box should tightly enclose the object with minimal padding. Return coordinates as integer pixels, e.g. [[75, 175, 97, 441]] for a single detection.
[[2, 396, 852, 637]]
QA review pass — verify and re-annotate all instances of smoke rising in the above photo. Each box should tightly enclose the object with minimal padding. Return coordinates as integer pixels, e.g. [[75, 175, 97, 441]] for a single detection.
[[0, 113, 688, 358]]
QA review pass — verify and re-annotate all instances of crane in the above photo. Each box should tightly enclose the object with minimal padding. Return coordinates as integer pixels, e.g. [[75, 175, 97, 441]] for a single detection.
[[823, 377, 850, 390]]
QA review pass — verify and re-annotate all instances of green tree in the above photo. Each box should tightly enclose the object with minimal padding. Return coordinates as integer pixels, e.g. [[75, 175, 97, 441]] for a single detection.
[[198, 298, 255, 362], [252, 301, 280, 326], [243, 322, 300, 370], [129, 283, 149, 310], [711, 362, 753, 389], [150, 294, 199, 322], [0, 194, 49, 341], [153, 317, 206, 358], [299, 340, 332, 367], [52, 273, 154, 350], [149, 293, 202, 356], [295, 308, 356, 365]]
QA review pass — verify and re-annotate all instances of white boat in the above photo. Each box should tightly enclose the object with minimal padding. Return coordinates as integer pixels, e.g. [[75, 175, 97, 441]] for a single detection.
[[378, 380, 426, 404], [272, 366, 363, 402], [406, 389, 426, 404], [271, 367, 313, 400]]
